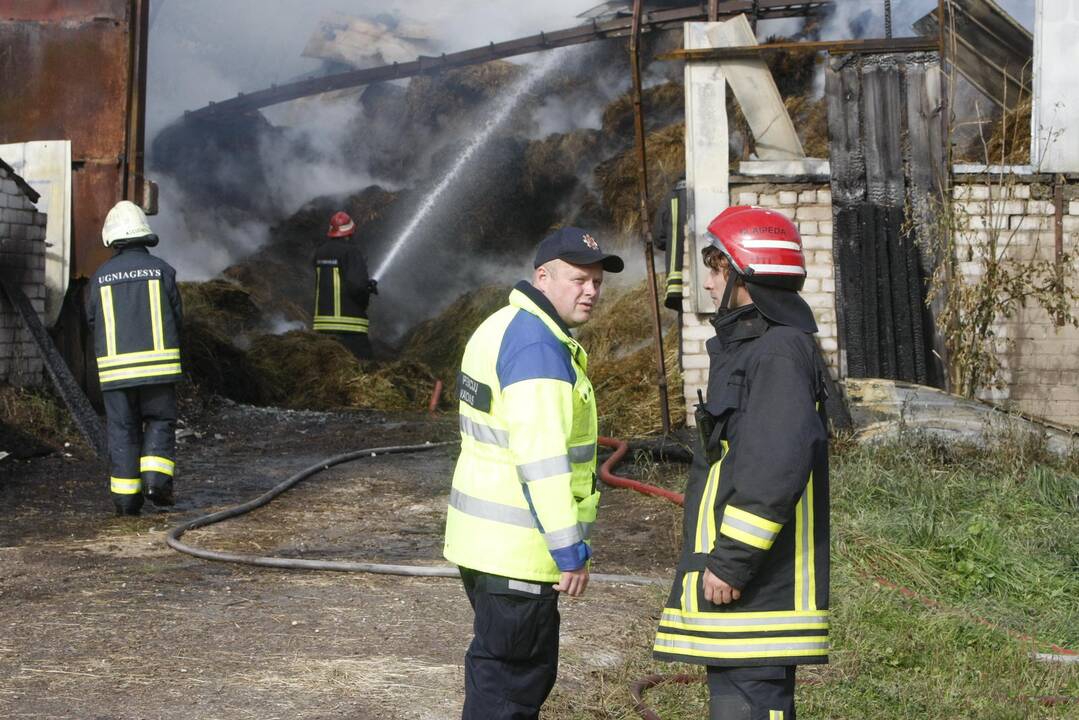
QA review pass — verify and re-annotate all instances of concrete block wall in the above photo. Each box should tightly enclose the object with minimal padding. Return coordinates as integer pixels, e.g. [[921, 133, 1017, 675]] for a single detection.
[[681, 182, 839, 421], [0, 161, 47, 387], [952, 180, 1079, 426]]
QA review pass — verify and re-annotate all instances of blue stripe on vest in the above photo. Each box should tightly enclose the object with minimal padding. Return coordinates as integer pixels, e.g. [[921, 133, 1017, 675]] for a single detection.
[[496, 310, 574, 389]]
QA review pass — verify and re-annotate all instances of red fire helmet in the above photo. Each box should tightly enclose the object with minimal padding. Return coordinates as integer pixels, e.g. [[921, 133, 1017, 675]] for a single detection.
[[705, 206, 807, 291], [327, 211, 356, 238]]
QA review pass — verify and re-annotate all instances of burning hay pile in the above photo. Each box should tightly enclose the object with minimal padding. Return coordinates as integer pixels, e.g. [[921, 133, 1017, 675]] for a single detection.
[[168, 29, 826, 434]]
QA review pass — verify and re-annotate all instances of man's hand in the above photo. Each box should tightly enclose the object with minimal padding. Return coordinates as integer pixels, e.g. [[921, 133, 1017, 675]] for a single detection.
[[367, 279, 379, 295], [702, 567, 741, 605], [553, 567, 589, 597]]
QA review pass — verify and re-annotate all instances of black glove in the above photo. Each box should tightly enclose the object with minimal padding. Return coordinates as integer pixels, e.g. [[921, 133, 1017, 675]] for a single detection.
[[367, 279, 379, 295]]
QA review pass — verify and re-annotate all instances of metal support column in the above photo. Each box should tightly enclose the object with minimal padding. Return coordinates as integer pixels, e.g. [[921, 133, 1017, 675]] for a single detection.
[[630, 0, 671, 435]]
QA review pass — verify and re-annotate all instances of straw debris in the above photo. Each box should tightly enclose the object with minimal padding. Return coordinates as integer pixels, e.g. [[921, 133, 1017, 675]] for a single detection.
[[595, 123, 686, 237]]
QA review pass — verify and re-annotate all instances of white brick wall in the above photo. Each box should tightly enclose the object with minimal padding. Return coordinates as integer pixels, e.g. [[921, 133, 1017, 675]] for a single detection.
[[680, 178, 1079, 428], [953, 179, 1079, 426], [0, 161, 47, 388], [682, 183, 839, 423]]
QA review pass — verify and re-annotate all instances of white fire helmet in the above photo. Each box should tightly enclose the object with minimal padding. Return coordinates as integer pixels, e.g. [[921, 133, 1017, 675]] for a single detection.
[[102, 200, 157, 247]]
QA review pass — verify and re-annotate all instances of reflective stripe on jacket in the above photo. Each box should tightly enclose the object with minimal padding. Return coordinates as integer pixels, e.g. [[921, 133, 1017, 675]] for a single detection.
[[654, 305, 830, 667], [652, 181, 686, 311], [87, 246, 183, 390], [312, 238, 370, 334], [444, 281, 599, 584]]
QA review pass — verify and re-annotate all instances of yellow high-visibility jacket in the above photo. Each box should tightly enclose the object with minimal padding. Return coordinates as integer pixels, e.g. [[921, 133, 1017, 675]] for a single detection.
[[444, 281, 599, 583]]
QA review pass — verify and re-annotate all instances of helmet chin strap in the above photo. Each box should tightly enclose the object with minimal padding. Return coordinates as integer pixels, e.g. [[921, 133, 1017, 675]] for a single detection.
[[714, 274, 739, 318]]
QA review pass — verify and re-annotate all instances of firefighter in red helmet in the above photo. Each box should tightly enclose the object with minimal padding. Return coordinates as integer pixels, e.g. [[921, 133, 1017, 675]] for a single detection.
[[653, 206, 831, 720], [311, 211, 377, 360]]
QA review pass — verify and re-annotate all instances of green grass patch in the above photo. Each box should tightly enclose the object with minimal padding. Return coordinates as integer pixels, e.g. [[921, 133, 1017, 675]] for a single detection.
[[547, 435, 1079, 719]]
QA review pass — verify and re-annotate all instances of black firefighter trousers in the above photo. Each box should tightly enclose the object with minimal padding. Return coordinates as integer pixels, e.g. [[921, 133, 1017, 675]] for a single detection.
[[707, 664, 796, 720], [103, 383, 177, 514], [460, 568, 560, 720]]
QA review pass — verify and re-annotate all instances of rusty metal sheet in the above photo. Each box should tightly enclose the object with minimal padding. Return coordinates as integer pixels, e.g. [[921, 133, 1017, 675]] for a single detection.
[[71, 165, 124, 278], [0, 0, 135, 278]]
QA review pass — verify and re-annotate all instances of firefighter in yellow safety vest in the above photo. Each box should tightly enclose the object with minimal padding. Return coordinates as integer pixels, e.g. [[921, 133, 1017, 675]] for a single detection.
[[444, 227, 623, 720]]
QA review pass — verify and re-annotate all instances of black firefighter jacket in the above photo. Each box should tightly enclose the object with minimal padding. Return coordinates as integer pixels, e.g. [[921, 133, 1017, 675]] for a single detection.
[[312, 239, 371, 335], [652, 180, 686, 311], [87, 245, 183, 391], [654, 304, 830, 667]]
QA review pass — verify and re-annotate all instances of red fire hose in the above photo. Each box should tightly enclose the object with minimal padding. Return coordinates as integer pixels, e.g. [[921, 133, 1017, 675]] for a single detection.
[[597, 436, 684, 506]]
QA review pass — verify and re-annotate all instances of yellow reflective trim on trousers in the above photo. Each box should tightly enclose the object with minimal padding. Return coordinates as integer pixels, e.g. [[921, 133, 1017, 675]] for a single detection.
[[110, 476, 141, 494], [99, 363, 182, 383], [97, 348, 180, 368], [333, 267, 341, 317], [140, 455, 175, 476], [312, 315, 368, 327], [148, 279, 165, 351], [314, 266, 321, 318], [771, 711, 785, 720], [100, 285, 117, 357]]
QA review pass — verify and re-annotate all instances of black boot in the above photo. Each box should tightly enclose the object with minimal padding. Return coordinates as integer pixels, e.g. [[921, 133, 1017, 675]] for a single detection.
[[113, 493, 144, 516], [144, 476, 175, 507]]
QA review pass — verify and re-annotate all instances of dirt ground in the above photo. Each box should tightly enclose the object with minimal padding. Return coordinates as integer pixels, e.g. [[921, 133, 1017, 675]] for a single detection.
[[0, 400, 685, 719]]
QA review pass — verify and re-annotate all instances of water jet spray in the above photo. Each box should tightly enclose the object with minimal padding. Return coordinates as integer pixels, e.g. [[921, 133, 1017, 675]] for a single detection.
[[372, 49, 563, 281]]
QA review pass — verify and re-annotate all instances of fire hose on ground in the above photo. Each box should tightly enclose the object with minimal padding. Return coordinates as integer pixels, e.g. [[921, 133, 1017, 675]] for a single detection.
[[165, 440, 662, 585], [166, 437, 1076, 716]]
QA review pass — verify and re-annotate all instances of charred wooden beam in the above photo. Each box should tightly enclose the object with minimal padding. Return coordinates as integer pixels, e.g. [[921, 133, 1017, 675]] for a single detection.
[[660, 36, 939, 61], [190, 1, 831, 118]]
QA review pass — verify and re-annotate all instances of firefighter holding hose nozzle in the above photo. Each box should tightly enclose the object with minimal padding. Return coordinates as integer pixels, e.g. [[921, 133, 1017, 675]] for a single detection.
[[311, 211, 376, 361], [653, 207, 831, 720]]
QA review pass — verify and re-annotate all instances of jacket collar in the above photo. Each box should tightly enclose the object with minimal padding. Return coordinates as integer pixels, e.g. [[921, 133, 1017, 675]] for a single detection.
[[115, 245, 150, 256], [711, 305, 769, 345], [509, 280, 587, 367]]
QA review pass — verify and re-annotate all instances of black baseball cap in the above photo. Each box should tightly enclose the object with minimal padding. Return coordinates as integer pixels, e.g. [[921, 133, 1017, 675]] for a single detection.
[[533, 227, 624, 273]]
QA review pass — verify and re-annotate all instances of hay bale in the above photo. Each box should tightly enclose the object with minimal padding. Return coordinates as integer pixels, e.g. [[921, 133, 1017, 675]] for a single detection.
[[178, 281, 264, 402], [601, 82, 684, 139], [247, 331, 366, 410], [785, 94, 829, 158], [179, 280, 260, 336], [984, 97, 1031, 166], [347, 359, 440, 411], [595, 123, 685, 237], [578, 276, 686, 436], [247, 331, 440, 412], [400, 285, 510, 403], [404, 61, 525, 132]]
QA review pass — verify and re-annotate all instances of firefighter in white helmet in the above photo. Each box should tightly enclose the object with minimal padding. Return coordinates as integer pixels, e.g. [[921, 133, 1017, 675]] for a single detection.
[[87, 201, 183, 515]]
